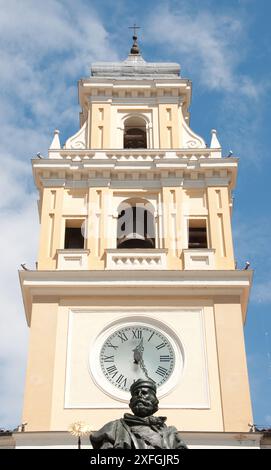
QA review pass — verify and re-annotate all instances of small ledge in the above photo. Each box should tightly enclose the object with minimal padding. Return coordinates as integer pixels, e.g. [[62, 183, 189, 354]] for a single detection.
[[182, 249, 216, 270], [56, 249, 90, 270]]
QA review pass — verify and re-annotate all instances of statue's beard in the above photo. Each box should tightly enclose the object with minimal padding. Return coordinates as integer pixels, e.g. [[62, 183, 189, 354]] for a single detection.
[[130, 397, 158, 418]]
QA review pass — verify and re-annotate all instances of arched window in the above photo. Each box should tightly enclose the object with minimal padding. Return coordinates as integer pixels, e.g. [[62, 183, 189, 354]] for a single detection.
[[123, 116, 147, 149], [117, 199, 155, 249]]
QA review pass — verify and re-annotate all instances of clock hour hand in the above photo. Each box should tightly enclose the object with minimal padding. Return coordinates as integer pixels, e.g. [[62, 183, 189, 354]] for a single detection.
[[133, 340, 151, 380], [133, 338, 144, 364], [133, 348, 142, 364], [133, 339, 151, 380]]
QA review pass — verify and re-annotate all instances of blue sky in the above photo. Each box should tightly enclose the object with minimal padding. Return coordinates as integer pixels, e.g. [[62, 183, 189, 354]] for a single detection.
[[0, 0, 270, 430]]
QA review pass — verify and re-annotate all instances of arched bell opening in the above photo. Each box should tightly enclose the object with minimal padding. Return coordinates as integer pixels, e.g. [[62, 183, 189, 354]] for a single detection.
[[123, 116, 147, 149], [117, 200, 155, 249]]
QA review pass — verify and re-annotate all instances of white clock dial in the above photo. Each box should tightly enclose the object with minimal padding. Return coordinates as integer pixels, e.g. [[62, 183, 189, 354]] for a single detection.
[[99, 325, 175, 392]]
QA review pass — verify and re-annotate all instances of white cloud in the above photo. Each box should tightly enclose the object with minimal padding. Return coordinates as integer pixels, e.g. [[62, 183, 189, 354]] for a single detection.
[[145, 5, 270, 165], [0, 0, 119, 429], [0, 0, 119, 140], [145, 5, 257, 97], [0, 0, 115, 63], [0, 194, 38, 429]]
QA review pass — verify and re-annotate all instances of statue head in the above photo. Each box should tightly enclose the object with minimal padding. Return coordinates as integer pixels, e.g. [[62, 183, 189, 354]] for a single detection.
[[129, 379, 159, 418]]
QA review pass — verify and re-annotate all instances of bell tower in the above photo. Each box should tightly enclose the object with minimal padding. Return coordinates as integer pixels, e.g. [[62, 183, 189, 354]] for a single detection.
[[20, 35, 253, 434]]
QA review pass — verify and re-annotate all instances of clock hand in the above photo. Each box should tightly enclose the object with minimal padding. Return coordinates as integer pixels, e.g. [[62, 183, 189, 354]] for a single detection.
[[133, 340, 153, 380], [134, 340, 152, 380], [133, 348, 142, 364], [133, 338, 144, 364]]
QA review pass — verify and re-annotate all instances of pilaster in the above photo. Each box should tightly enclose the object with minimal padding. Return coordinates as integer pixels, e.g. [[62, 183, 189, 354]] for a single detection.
[[214, 300, 253, 431], [207, 187, 235, 269], [22, 300, 59, 431]]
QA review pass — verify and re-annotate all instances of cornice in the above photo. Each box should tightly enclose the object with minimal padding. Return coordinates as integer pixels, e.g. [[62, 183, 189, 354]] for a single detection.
[[32, 152, 238, 190], [79, 77, 191, 88], [78, 78, 192, 112], [19, 269, 252, 326]]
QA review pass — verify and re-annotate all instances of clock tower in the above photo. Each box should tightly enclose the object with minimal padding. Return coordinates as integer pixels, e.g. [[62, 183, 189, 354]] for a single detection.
[[20, 35, 253, 435]]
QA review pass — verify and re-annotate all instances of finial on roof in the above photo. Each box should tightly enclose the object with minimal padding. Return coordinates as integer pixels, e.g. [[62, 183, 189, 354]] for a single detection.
[[50, 128, 61, 149], [129, 24, 140, 54], [210, 129, 221, 149]]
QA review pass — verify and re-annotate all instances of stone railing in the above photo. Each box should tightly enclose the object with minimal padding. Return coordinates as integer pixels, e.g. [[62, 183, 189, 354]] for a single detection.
[[106, 249, 167, 270], [48, 149, 218, 161]]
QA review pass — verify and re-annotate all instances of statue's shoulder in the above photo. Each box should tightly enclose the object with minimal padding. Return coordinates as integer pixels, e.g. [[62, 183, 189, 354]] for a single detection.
[[90, 418, 132, 449], [90, 419, 120, 448], [164, 425, 188, 449], [93, 418, 120, 436]]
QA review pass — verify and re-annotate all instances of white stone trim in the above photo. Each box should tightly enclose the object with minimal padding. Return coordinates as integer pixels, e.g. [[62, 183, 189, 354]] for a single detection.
[[62, 120, 87, 151], [19, 269, 253, 326], [56, 249, 90, 270], [105, 249, 168, 270], [210, 129, 221, 150], [183, 249, 216, 270], [42, 148, 226, 160], [12, 430, 263, 449], [180, 108, 206, 150], [32, 153, 238, 190]]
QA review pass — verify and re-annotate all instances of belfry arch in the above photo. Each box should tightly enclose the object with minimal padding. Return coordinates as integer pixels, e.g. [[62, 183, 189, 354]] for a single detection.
[[117, 198, 155, 249], [123, 115, 148, 149]]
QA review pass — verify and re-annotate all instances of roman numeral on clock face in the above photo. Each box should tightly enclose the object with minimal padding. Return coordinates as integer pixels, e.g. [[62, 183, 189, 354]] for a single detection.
[[103, 355, 114, 362], [115, 374, 127, 387], [116, 331, 128, 343], [132, 329, 142, 339], [160, 355, 171, 362], [106, 365, 118, 377], [156, 342, 166, 350], [148, 331, 155, 342], [156, 366, 168, 377], [107, 342, 118, 350]]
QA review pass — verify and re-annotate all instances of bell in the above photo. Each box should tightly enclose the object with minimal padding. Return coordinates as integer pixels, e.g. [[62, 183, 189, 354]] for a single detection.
[[117, 232, 155, 249], [117, 206, 155, 249]]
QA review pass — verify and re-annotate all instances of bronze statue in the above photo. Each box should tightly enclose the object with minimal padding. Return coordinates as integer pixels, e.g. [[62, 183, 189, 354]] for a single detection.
[[90, 379, 187, 449]]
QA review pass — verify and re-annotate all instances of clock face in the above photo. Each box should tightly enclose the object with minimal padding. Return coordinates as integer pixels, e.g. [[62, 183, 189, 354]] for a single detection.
[[99, 324, 175, 392]]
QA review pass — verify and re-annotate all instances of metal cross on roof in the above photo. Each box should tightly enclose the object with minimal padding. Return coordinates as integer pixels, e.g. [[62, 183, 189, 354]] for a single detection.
[[129, 24, 141, 54], [129, 24, 140, 37]]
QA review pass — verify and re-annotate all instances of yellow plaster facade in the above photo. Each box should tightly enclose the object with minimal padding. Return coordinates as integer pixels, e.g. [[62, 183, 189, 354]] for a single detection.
[[37, 185, 235, 271], [20, 48, 253, 434]]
